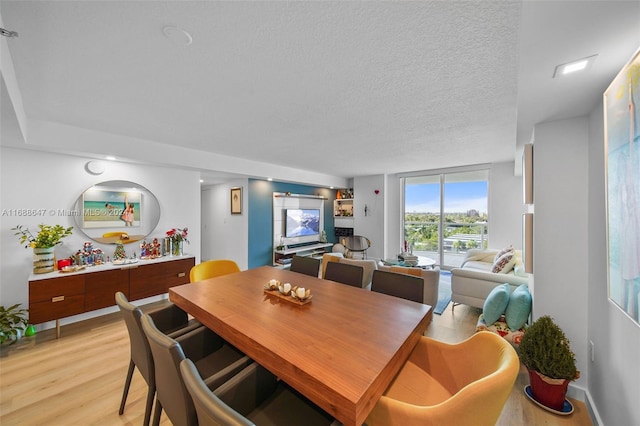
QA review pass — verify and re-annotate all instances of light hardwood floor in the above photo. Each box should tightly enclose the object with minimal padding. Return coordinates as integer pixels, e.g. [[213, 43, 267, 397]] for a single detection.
[[0, 300, 592, 425]]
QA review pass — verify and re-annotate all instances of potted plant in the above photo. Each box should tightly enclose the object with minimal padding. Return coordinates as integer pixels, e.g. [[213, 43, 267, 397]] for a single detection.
[[0, 304, 29, 345], [518, 315, 579, 411], [13, 224, 73, 273]]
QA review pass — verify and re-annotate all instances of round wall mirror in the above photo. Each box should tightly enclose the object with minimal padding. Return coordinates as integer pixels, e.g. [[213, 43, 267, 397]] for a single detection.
[[73, 180, 161, 244]]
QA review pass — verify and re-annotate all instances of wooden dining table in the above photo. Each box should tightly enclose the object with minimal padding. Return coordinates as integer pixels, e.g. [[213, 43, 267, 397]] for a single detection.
[[169, 265, 432, 426]]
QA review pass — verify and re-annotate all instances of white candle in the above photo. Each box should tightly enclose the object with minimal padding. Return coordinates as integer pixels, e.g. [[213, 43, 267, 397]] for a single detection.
[[296, 287, 306, 298], [283, 283, 291, 294], [269, 279, 277, 286]]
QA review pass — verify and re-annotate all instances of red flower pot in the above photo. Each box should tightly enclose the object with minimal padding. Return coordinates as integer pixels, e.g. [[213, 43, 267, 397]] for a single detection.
[[528, 369, 569, 411]]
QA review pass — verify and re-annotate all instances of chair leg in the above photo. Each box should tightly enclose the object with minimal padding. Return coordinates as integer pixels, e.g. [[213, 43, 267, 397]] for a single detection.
[[151, 397, 162, 426], [143, 384, 155, 426], [119, 359, 135, 415]]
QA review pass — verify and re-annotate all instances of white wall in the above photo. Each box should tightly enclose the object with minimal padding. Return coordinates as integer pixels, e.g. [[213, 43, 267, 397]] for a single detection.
[[488, 161, 525, 250], [383, 174, 402, 260], [0, 147, 201, 331], [353, 175, 385, 260], [587, 104, 640, 426], [533, 117, 590, 391], [201, 180, 249, 270]]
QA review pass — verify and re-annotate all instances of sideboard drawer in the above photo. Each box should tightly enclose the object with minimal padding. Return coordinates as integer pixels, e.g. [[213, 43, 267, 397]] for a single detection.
[[29, 275, 85, 303], [129, 263, 167, 301], [85, 268, 129, 311], [165, 258, 195, 288], [29, 295, 85, 324]]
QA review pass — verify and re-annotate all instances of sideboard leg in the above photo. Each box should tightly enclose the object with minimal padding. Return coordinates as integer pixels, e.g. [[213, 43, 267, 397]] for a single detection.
[[56, 319, 61, 339]]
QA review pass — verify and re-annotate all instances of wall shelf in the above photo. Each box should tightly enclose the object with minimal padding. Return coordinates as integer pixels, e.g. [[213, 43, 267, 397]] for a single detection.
[[274, 192, 327, 200]]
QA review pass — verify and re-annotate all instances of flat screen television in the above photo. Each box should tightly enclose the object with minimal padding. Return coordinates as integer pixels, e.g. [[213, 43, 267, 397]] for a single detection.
[[285, 209, 320, 238]]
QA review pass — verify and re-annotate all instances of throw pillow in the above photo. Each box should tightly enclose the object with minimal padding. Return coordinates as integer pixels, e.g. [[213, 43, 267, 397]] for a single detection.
[[482, 283, 511, 325], [491, 252, 516, 274], [493, 245, 514, 263], [505, 284, 532, 331], [513, 262, 528, 277], [390, 266, 423, 277]]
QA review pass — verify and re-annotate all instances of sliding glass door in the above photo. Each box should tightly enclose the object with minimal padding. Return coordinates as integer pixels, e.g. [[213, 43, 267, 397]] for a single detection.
[[403, 169, 488, 269]]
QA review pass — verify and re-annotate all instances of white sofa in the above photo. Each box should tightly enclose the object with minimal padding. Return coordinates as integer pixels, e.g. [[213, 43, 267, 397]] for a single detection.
[[450, 248, 529, 309]]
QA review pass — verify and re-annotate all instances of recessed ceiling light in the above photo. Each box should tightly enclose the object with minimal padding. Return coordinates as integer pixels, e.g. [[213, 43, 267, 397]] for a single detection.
[[200, 179, 204, 183], [267, 178, 273, 181], [105, 155, 116, 161], [553, 55, 597, 78], [163, 25, 193, 46]]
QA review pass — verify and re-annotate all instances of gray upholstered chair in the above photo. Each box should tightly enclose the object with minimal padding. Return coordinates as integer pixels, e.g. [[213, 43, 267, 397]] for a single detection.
[[324, 261, 364, 288], [141, 314, 251, 426], [371, 269, 424, 304], [290, 255, 321, 277], [180, 359, 337, 426], [115, 292, 201, 426], [376, 264, 440, 308]]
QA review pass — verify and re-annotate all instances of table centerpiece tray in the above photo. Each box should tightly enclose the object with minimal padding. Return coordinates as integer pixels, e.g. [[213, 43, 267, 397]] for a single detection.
[[263, 288, 312, 305]]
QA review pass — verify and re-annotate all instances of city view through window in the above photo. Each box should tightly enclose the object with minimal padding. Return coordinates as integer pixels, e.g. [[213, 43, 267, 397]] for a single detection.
[[404, 170, 489, 268]]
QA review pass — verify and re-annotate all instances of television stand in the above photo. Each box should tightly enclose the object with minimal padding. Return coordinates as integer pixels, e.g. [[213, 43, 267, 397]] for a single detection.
[[274, 242, 333, 267]]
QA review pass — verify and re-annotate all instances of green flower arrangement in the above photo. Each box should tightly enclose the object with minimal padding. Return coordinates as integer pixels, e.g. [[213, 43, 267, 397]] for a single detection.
[[13, 224, 74, 249]]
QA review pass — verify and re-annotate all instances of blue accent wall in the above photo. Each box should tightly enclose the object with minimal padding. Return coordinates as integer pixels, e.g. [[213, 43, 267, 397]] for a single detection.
[[248, 179, 336, 268]]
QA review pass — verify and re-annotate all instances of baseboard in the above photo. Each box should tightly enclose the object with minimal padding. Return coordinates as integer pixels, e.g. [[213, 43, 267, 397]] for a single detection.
[[567, 383, 603, 426]]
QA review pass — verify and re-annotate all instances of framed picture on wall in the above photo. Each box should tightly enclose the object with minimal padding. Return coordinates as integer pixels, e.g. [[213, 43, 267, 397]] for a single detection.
[[231, 187, 242, 215], [604, 48, 640, 325], [82, 187, 142, 228]]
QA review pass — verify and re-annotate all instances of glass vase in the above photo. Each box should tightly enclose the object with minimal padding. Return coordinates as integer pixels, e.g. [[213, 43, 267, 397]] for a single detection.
[[171, 240, 183, 257]]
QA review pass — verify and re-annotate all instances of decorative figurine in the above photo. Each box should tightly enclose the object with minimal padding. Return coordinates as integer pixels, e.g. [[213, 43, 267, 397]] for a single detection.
[[113, 241, 127, 261]]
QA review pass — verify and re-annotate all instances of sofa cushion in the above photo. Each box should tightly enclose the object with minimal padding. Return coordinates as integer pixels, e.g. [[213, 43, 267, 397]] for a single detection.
[[389, 266, 423, 277], [491, 252, 516, 274], [483, 283, 511, 325], [513, 261, 528, 277], [505, 284, 532, 331]]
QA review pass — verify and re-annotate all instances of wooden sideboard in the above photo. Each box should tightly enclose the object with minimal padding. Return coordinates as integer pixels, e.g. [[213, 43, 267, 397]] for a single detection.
[[28, 256, 195, 337]]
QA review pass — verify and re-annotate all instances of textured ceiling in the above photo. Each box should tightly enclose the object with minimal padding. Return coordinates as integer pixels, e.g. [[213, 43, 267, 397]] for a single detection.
[[1, 1, 639, 185]]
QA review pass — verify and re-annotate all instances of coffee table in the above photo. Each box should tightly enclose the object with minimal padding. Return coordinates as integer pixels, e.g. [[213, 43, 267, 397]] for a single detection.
[[382, 255, 437, 269]]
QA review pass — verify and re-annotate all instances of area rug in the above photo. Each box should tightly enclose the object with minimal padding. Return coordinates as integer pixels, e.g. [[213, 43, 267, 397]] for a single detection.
[[434, 270, 452, 315]]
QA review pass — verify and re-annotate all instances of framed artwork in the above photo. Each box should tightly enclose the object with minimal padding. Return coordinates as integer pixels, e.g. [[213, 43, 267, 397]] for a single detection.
[[82, 187, 142, 229], [604, 48, 640, 325], [231, 187, 242, 215]]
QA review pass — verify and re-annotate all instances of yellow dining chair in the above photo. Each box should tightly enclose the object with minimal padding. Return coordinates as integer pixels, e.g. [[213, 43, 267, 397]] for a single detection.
[[366, 331, 519, 426], [190, 259, 241, 282]]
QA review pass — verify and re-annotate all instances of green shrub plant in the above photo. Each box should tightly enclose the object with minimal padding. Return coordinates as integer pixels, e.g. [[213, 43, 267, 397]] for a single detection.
[[518, 315, 579, 381]]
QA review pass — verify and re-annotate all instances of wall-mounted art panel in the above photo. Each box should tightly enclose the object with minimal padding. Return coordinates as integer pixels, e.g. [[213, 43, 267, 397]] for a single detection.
[[604, 48, 640, 325]]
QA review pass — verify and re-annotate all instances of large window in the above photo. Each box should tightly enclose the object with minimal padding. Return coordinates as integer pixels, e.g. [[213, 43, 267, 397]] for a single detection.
[[403, 169, 489, 269]]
